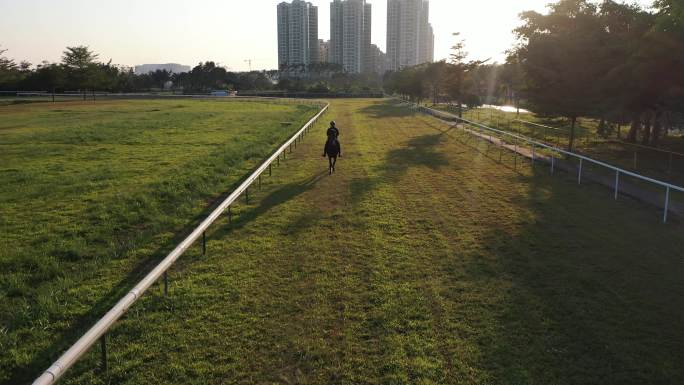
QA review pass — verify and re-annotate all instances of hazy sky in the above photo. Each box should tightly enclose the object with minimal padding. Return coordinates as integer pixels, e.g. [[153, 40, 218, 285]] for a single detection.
[[0, 0, 652, 71]]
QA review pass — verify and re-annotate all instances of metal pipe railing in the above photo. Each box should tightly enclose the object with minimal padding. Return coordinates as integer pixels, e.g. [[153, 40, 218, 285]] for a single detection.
[[418, 105, 684, 223], [515, 118, 684, 158], [32, 101, 329, 385]]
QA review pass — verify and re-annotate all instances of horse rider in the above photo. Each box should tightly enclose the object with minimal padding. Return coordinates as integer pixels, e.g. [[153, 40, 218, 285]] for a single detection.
[[323, 121, 341, 157]]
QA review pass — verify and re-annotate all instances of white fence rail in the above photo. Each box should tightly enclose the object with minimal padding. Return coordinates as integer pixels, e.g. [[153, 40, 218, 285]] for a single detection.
[[32, 101, 330, 385], [415, 104, 684, 223]]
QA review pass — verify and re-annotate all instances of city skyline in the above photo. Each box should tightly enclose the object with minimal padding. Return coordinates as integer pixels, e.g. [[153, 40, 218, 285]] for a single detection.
[[0, 0, 653, 71]]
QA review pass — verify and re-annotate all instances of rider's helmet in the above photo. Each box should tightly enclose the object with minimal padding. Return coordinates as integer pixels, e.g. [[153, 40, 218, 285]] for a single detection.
[[330, 121, 336, 127]]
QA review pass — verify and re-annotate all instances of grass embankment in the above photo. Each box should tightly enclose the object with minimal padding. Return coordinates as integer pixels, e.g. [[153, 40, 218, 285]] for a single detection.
[[45, 99, 684, 385], [0, 99, 320, 384], [435, 104, 684, 187]]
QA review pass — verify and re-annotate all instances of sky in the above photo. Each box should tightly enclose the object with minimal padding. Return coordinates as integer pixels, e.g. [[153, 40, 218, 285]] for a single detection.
[[0, 0, 653, 71]]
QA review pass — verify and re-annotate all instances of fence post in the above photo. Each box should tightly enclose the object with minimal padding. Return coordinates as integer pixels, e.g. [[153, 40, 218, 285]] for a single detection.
[[269, 164, 272, 177], [614, 171, 619, 200], [578, 158, 583, 185], [663, 187, 670, 224], [100, 334, 108, 373], [202, 232, 206, 256], [514, 139, 518, 171], [633, 151, 638, 169], [163, 271, 168, 296]]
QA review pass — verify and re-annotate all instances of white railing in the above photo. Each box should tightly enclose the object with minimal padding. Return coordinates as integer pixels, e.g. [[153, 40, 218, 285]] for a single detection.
[[32, 101, 329, 385], [513, 118, 684, 173], [417, 105, 684, 223]]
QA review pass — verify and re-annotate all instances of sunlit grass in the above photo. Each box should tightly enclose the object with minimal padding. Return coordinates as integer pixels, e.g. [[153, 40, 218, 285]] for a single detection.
[[26, 99, 684, 385], [433, 104, 684, 187], [0, 99, 319, 384]]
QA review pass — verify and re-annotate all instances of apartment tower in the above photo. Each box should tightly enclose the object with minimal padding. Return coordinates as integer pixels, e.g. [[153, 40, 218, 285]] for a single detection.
[[277, 0, 319, 69], [386, 0, 434, 71], [330, 0, 372, 74]]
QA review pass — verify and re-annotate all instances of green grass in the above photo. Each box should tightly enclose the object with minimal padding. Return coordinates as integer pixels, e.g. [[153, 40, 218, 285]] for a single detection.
[[11, 99, 679, 385], [3, 99, 684, 385], [0, 99, 320, 384], [434, 104, 684, 187]]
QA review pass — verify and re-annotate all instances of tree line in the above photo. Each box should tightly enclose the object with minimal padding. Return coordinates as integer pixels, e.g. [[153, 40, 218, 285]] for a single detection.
[[384, 0, 684, 149], [0, 46, 281, 95], [0, 46, 385, 96]]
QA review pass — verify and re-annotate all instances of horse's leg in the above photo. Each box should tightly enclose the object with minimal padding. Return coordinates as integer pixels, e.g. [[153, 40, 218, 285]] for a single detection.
[[328, 156, 333, 175], [332, 156, 337, 172]]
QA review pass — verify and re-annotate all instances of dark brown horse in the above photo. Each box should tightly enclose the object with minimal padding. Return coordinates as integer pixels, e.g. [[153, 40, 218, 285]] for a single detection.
[[323, 137, 341, 175]]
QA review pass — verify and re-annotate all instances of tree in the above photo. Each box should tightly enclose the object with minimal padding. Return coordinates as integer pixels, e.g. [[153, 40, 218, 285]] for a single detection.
[[444, 33, 484, 117], [0, 47, 23, 90], [596, 1, 656, 142], [424, 61, 449, 105], [386, 67, 425, 102], [514, 0, 606, 150], [500, 53, 526, 115], [308, 81, 330, 93], [28, 62, 65, 98], [150, 69, 172, 90], [62, 46, 100, 97]]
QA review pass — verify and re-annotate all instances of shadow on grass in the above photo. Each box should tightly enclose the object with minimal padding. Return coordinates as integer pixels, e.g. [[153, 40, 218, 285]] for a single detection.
[[350, 133, 452, 205], [359, 100, 416, 118], [399, 104, 684, 382], [472, 161, 684, 383], [212, 171, 327, 237]]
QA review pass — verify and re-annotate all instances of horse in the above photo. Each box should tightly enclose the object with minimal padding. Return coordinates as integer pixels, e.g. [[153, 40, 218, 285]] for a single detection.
[[323, 137, 341, 175]]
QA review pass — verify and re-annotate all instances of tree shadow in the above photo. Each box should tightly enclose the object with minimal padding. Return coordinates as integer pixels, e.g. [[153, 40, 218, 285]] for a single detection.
[[469, 164, 684, 384], [350, 133, 452, 204], [359, 100, 416, 118], [387, 106, 684, 382]]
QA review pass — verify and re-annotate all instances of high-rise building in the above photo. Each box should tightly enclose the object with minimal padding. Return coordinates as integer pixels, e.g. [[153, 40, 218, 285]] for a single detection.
[[319, 39, 330, 63], [369, 44, 387, 75], [386, 0, 434, 71], [329, 0, 372, 74], [277, 0, 319, 70]]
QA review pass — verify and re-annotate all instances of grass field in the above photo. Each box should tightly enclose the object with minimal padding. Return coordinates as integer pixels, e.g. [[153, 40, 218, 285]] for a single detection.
[[7, 99, 680, 385], [0, 99, 321, 384], [435, 104, 684, 187]]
